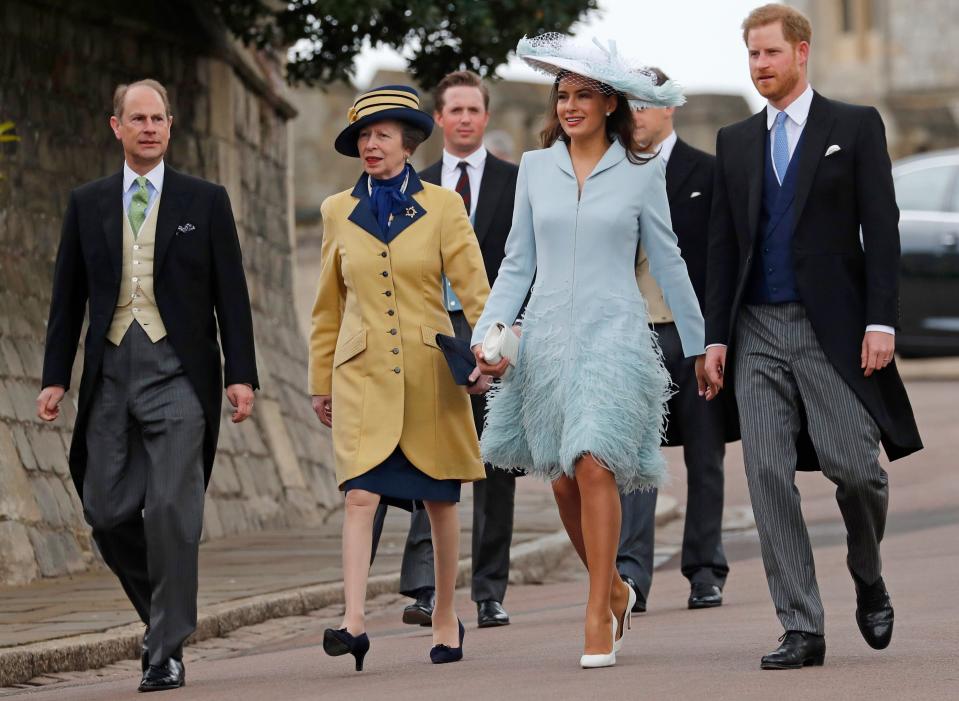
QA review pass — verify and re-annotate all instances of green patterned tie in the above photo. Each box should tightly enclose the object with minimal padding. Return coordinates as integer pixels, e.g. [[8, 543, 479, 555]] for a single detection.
[[128, 176, 149, 238]]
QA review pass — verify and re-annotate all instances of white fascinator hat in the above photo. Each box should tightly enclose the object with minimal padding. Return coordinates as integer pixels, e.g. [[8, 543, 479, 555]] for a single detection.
[[516, 33, 686, 109]]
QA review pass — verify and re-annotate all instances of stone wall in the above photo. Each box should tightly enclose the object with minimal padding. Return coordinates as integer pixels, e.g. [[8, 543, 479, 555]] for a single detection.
[[0, 0, 339, 586], [790, 0, 959, 156]]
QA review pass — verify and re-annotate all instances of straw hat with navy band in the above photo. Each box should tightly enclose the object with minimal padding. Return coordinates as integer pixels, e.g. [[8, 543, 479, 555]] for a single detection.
[[334, 85, 435, 157]]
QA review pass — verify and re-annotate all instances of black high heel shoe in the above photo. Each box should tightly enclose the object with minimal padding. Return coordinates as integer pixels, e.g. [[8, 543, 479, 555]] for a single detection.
[[323, 628, 370, 671], [429, 619, 465, 664]]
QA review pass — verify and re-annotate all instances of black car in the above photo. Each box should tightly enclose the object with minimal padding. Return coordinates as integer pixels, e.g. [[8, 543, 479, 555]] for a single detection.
[[893, 148, 959, 357]]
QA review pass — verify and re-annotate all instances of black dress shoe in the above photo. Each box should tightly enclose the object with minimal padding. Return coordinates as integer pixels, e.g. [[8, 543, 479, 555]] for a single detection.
[[688, 583, 723, 609], [477, 600, 510, 628], [760, 631, 826, 670], [854, 574, 894, 650], [402, 588, 435, 626], [138, 658, 185, 692], [620, 576, 647, 613]]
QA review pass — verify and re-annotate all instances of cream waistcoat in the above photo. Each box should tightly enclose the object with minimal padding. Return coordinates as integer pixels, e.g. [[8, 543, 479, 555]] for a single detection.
[[107, 197, 168, 344], [635, 243, 674, 324]]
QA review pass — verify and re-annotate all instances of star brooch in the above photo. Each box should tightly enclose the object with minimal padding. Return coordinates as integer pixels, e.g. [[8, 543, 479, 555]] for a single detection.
[[405, 206, 417, 218]]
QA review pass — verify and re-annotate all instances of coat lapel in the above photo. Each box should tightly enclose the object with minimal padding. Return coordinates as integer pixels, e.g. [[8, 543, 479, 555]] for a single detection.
[[665, 139, 696, 201], [419, 160, 442, 186], [792, 92, 836, 228], [472, 155, 507, 245], [97, 172, 124, 282], [347, 170, 429, 243], [744, 111, 767, 243], [347, 175, 383, 241], [154, 167, 193, 277]]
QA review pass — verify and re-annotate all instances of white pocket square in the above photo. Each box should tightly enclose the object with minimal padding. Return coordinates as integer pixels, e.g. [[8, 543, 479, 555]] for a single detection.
[[176, 223, 196, 234], [690, 191, 702, 199], [825, 145, 841, 157]]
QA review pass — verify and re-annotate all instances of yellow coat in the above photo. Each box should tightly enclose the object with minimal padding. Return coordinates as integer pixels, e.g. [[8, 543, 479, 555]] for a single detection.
[[309, 176, 490, 486]]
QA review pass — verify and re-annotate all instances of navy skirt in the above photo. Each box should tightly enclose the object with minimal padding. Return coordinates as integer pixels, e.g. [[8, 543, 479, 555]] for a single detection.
[[341, 446, 461, 511]]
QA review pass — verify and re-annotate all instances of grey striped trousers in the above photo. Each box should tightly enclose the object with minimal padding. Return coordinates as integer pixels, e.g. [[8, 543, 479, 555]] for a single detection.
[[734, 303, 887, 635]]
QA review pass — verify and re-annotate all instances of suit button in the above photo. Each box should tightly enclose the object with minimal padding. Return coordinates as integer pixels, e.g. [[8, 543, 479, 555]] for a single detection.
[[381, 251, 388, 258], [381, 271, 389, 277], [387, 310, 395, 316], [384, 291, 392, 297], [393, 367, 401, 374], [389, 328, 397, 335], [392, 348, 400, 354]]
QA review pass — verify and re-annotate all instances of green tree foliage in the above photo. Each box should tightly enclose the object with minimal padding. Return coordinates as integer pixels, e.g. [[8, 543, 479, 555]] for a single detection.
[[211, 0, 598, 88]]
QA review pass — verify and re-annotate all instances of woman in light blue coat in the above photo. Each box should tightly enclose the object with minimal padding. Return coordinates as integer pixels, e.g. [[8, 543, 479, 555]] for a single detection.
[[473, 35, 705, 668]]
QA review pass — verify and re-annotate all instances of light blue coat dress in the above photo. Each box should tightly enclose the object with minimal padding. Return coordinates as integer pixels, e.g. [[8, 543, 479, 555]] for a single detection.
[[471, 139, 705, 492]]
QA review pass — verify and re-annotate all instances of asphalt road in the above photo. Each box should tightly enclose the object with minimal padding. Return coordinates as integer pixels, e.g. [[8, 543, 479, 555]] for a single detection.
[[6, 378, 957, 701]]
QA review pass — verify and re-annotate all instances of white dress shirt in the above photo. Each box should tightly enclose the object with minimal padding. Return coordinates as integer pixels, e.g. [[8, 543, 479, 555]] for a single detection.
[[657, 129, 678, 165], [708, 85, 892, 346], [122, 160, 164, 224]]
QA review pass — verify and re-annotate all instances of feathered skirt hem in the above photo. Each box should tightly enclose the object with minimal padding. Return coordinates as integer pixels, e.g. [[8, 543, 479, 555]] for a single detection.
[[480, 291, 673, 494]]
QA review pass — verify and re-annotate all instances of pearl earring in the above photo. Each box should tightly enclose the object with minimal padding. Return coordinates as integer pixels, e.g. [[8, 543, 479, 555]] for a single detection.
[[605, 111, 611, 116]]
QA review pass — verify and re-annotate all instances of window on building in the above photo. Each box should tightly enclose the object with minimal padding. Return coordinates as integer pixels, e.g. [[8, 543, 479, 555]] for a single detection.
[[894, 165, 957, 212]]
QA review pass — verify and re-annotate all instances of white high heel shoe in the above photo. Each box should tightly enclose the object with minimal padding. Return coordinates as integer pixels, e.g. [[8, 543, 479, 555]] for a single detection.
[[613, 584, 637, 654], [580, 615, 617, 669]]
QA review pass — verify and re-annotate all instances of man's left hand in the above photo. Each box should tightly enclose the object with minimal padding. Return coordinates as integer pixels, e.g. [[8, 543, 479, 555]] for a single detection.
[[226, 384, 255, 422], [861, 331, 895, 377]]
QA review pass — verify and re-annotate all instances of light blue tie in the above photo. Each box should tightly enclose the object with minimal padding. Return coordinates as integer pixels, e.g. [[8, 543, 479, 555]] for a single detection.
[[772, 111, 790, 185]]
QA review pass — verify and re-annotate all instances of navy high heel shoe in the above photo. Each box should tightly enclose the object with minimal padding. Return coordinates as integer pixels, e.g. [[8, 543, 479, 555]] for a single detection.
[[323, 628, 370, 671], [429, 619, 465, 664]]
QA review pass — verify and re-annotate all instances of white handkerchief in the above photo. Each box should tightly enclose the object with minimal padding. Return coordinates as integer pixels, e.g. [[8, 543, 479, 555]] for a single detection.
[[690, 191, 702, 199], [825, 144, 841, 157]]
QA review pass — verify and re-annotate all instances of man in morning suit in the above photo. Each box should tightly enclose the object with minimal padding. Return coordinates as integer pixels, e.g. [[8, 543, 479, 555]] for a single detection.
[[37, 80, 258, 692], [701, 4, 922, 669], [370, 70, 520, 629], [619, 67, 739, 614]]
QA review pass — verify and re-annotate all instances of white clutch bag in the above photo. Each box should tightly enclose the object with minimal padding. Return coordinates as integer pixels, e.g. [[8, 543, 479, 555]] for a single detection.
[[481, 322, 520, 367]]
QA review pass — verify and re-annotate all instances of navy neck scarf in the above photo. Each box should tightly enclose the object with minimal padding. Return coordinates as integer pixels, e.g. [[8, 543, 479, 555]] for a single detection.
[[369, 165, 415, 235]]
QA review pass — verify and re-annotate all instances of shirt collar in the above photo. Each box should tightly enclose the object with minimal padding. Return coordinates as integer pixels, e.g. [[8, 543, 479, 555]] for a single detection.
[[657, 130, 678, 163], [123, 160, 165, 194], [766, 83, 814, 130], [442, 145, 487, 172]]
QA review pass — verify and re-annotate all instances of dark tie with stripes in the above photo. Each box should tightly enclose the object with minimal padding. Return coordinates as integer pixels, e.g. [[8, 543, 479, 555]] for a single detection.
[[454, 161, 471, 215]]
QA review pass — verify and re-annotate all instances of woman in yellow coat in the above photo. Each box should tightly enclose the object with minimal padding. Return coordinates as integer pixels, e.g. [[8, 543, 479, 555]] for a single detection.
[[309, 85, 491, 670]]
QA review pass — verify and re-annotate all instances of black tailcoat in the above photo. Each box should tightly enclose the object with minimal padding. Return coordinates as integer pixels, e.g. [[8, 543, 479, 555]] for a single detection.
[[705, 92, 922, 465], [41, 166, 259, 497]]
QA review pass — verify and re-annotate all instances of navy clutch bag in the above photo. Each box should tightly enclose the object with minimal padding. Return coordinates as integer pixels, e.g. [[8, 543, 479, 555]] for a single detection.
[[435, 333, 478, 386]]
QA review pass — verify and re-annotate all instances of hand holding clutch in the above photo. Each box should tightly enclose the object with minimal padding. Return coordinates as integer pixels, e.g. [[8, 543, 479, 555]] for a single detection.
[[482, 322, 520, 366]]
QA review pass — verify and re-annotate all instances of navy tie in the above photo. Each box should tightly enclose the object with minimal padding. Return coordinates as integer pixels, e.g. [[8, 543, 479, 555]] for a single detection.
[[773, 111, 790, 184]]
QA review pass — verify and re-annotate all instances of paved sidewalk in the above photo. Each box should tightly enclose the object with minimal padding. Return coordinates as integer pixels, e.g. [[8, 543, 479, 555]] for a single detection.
[[0, 476, 679, 685]]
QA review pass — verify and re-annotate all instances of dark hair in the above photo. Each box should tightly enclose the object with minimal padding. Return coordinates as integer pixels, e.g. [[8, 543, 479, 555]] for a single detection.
[[645, 66, 670, 86], [539, 72, 653, 165], [433, 70, 490, 113], [401, 124, 428, 154]]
